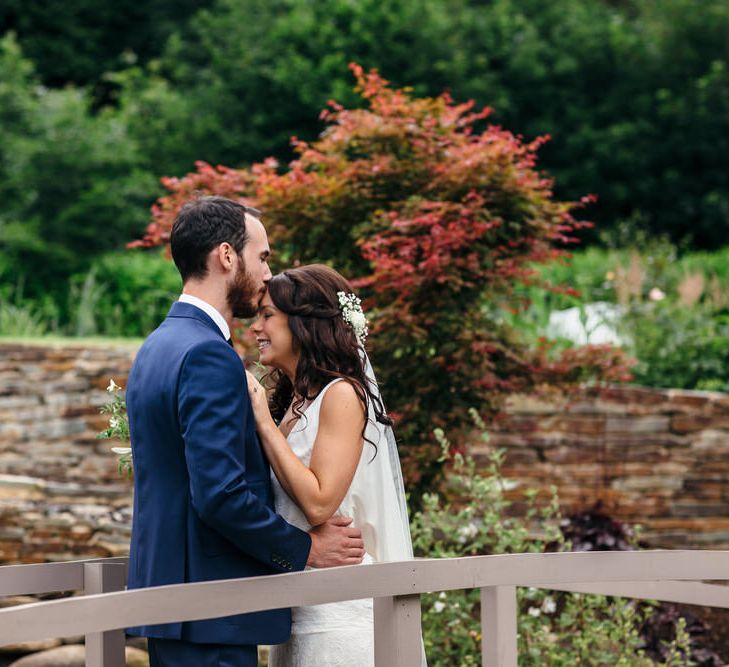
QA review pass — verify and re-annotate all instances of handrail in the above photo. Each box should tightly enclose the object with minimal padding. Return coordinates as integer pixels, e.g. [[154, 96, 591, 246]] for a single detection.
[[1, 550, 728, 666], [0, 557, 127, 596], [547, 580, 729, 608]]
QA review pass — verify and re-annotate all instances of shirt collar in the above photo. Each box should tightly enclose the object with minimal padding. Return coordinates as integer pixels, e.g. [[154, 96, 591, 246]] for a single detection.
[[178, 294, 231, 341]]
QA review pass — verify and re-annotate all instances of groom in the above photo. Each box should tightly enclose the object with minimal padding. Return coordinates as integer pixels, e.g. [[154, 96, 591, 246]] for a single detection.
[[125, 197, 365, 666]]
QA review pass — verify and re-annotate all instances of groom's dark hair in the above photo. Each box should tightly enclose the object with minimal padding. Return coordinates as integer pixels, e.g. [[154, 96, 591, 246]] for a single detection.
[[170, 196, 261, 282]]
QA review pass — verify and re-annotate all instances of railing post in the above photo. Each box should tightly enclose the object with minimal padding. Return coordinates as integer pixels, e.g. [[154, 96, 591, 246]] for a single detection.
[[481, 585, 517, 667], [374, 594, 422, 666], [83, 562, 126, 667]]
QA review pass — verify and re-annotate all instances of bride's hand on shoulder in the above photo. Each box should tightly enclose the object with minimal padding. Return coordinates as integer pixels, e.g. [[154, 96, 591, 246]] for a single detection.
[[245, 370, 272, 425]]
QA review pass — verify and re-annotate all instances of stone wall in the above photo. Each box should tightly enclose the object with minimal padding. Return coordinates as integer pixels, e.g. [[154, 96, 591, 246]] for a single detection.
[[0, 343, 135, 564], [1, 342, 728, 565], [473, 386, 729, 549]]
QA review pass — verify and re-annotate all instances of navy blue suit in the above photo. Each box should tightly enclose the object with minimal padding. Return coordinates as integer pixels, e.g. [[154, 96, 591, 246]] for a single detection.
[[125, 301, 311, 657]]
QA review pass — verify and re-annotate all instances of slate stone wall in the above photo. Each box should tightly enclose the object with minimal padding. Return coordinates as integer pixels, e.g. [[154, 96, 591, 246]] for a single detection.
[[1, 342, 728, 565], [474, 386, 729, 548], [0, 343, 135, 564]]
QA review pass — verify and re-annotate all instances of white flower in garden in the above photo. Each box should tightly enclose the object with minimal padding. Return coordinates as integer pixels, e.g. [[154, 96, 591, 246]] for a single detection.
[[433, 601, 446, 613], [457, 523, 479, 542], [107, 379, 120, 393], [528, 607, 541, 617], [541, 596, 556, 614], [109, 416, 120, 429], [648, 287, 666, 301]]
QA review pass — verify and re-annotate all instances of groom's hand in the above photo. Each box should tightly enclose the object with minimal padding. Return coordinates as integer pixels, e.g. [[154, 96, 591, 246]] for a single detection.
[[307, 516, 365, 568]]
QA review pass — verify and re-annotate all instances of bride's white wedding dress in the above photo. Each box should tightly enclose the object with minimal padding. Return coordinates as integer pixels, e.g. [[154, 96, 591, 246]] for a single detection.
[[268, 372, 418, 667]]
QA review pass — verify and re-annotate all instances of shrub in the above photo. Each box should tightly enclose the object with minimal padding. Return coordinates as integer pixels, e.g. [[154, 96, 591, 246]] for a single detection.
[[534, 243, 729, 311], [621, 303, 729, 393], [412, 420, 693, 666], [69, 249, 181, 338], [524, 243, 729, 392]]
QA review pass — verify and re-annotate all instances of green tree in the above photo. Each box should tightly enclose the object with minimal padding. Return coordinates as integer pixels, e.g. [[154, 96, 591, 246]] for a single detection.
[[0, 0, 213, 88], [0, 35, 158, 311], [401, 0, 729, 247], [150, 0, 457, 170], [151, 0, 729, 246]]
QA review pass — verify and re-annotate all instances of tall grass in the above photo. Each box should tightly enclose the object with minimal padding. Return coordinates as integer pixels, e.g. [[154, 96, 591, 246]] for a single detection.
[[0, 249, 180, 339], [0, 276, 57, 336], [0, 298, 48, 336]]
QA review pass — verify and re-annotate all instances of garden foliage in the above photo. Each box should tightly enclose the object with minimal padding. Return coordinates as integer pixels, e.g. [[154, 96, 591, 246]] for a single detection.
[[73, 250, 181, 338], [0, 34, 158, 312], [113, 0, 729, 248], [0, 0, 211, 87], [135, 67, 631, 486], [3, 0, 729, 328], [519, 242, 729, 393], [412, 421, 692, 666]]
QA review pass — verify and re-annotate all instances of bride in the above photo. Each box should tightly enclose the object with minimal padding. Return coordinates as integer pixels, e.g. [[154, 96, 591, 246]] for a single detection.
[[246, 264, 417, 666]]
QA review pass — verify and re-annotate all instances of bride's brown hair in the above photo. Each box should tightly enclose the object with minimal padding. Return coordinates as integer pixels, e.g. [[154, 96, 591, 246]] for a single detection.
[[264, 264, 391, 451]]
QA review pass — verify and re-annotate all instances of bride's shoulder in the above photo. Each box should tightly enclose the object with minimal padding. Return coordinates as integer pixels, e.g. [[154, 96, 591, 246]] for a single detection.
[[320, 378, 356, 401], [319, 380, 365, 421]]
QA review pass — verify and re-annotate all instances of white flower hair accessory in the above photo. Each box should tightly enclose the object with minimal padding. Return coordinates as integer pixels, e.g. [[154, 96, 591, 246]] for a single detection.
[[337, 291, 368, 345]]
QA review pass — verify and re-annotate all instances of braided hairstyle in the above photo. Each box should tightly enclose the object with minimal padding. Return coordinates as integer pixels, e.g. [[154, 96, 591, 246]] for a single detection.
[[265, 264, 391, 453]]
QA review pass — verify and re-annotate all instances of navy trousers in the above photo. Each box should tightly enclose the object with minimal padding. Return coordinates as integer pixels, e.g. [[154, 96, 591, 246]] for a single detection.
[[147, 637, 257, 667]]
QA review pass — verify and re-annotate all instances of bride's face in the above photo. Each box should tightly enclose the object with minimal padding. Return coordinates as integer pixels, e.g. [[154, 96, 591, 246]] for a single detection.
[[250, 291, 298, 375]]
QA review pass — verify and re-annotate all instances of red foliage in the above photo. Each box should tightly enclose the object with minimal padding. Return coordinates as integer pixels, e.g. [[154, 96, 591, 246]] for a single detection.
[[128, 162, 253, 251], [136, 65, 632, 489]]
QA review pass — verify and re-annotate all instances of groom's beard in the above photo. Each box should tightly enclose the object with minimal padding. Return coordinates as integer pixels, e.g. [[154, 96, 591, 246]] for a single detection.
[[227, 264, 260, 319]]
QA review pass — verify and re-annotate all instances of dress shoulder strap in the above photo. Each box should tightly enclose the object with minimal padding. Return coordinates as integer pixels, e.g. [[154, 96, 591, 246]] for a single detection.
[[287, 378, 345, 439]]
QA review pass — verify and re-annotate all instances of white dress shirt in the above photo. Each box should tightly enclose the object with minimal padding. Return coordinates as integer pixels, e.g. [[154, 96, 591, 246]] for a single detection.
[[178, 294, 231, 341]]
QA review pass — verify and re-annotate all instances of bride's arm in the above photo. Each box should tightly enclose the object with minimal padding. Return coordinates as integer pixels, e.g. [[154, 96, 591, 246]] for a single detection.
[[246, 372, 365, 526]]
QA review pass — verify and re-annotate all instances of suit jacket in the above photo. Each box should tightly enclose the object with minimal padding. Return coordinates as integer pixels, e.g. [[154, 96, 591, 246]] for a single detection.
[[125, 301, 311, 645]]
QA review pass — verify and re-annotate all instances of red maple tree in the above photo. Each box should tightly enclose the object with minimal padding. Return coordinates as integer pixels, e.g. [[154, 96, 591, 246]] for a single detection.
[[133, 65, 631, 489]]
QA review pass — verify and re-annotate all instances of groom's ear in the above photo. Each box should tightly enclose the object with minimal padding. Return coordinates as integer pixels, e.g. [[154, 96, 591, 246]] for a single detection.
[[213, 242, 236, 274]]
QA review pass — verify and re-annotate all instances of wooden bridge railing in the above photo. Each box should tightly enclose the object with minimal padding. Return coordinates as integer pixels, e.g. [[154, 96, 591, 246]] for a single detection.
[[1, 550, 729, 666]]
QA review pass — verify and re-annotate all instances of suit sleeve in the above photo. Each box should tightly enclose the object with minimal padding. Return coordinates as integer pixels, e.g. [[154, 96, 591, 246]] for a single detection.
[[178, 339, 311, 572]]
